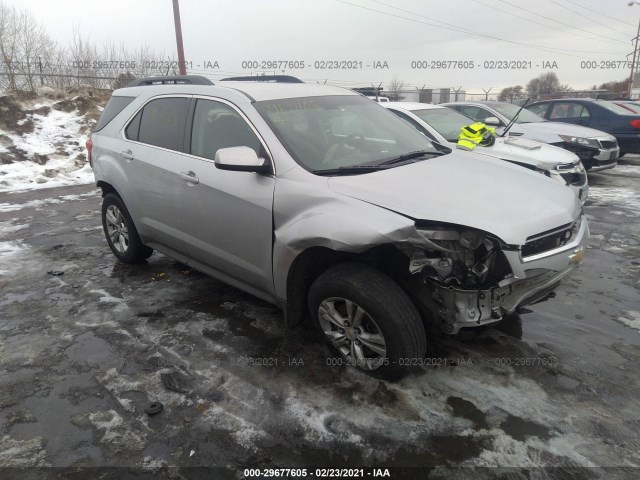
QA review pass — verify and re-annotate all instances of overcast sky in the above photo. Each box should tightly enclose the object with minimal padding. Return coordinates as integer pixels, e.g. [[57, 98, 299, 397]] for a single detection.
[[4, 0, 640, 95]]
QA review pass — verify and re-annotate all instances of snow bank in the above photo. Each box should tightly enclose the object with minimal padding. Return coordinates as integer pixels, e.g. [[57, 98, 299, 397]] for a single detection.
[[0, 94, 98, 193]]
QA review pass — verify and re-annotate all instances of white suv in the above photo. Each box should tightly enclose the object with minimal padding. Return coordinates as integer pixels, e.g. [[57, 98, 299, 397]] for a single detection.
[[89, 76, 588, 379]]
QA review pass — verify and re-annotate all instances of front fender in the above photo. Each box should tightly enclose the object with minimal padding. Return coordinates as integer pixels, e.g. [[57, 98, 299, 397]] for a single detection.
[[272, 193, 419, 299]]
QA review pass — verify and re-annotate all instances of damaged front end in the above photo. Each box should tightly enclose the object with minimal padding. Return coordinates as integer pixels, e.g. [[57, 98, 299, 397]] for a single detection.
[[398, 217, 589, 334]]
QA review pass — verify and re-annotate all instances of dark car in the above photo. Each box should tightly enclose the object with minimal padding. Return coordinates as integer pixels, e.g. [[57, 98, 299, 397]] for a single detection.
[[526, 98, 640, 157]]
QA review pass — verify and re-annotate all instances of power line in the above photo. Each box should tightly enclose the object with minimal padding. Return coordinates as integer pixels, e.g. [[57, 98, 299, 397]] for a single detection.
[[548, 0, 631, 40], [336, 0, 626, 58], [471, 0, 628, 47], [561, 0, 636, 28], [493, 0, 629, 45]]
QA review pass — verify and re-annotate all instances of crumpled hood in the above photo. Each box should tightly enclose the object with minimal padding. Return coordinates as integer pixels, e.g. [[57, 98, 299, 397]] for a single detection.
[[328, 153, 581, 245], [518, 121, 615, 140], [484, 137, 580, 170]]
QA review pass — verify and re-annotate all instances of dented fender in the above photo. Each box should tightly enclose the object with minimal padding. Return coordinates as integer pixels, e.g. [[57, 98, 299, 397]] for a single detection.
[[271, 173, 421, 300]]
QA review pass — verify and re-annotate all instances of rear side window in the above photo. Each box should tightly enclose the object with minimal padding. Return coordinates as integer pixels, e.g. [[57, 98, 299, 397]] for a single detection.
[[550, 102, 590, 119], [137, 97, 190, 151], [94, 96, 135, 132]]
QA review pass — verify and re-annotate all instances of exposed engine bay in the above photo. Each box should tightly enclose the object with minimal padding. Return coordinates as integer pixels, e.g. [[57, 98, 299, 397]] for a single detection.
[[396, 223, 580, 334]]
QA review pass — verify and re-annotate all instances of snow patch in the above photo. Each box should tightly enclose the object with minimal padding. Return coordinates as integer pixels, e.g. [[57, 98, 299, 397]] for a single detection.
[[588, 186, 640, 216], [0, 435, 49, 467], [0, 96, 96, 192], [616, 310, 640, 332], [0, 241, 24, 258]]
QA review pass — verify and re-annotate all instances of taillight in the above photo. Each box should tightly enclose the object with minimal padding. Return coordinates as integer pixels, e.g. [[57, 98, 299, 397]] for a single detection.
[[86, 137, 93, 167], [629, 119, 640, 129]]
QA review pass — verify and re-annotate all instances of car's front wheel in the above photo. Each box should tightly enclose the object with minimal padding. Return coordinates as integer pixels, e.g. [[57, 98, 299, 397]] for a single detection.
[[308, 262, 427, 380], [101, 193, 153, 263]]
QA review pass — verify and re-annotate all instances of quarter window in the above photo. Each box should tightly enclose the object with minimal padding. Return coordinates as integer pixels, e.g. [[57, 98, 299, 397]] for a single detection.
[[190, 99, 261, 160]]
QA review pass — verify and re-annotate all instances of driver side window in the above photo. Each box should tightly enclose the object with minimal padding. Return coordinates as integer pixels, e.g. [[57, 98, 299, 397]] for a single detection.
[[527, 103, 549, 117], [190, 99, 261, 161], [459, 106, 491, 122]]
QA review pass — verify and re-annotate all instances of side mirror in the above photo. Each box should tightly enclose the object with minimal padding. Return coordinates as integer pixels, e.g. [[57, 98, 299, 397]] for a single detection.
[[214, 146, 270, 174], [484, 116, 501, 126]]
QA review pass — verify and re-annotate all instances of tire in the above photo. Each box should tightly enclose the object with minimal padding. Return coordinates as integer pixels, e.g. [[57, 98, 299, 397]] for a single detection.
[[101, 193, 153, 263], [308, 262, 427, 381]]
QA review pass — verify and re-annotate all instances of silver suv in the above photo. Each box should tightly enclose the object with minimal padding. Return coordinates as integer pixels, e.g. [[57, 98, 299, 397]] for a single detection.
[[89, 75, 589, 380]]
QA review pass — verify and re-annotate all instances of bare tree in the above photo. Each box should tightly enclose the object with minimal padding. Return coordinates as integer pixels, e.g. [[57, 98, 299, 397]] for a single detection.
[[387, 77, 407, 101], [526, 72, 571, 99], [0, 3, 19, 90], [0, 2, 179, 93], [13, 7, 55, 91], [498, 85, 524, 103]]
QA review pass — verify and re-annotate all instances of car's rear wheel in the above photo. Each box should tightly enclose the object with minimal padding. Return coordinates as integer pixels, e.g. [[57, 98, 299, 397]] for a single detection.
[[308, 262, 426, 380], [101, 193, 153, 263]]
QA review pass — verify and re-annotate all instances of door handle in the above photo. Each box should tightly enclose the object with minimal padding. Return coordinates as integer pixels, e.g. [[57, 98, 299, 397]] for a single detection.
[[179, 171, 199, 184], [121, 150, 134, 160]]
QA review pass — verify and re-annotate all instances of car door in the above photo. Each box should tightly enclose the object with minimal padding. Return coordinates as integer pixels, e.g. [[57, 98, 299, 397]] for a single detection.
[[177, 97, 275, 295], [122, 96, 192, 251], [548, 102, 591, 127]]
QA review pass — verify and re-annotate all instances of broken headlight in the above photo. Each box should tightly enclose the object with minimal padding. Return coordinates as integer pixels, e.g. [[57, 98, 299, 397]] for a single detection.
[[558, 135, 600, 149], [410, 226, 503, 289]]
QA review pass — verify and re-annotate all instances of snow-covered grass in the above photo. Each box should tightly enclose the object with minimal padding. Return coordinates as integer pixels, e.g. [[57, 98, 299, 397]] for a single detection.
[[0, 95, 97, 193]]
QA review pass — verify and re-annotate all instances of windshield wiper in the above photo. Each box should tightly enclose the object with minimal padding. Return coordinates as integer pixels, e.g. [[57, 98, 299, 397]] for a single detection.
[[312, 150, 441, 175], [312, 165, 389, 175], [500, 99, 531, 137], [376, 149, 441, 166]]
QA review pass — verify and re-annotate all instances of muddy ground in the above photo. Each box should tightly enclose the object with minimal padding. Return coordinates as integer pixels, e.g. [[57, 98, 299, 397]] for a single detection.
[[0, 157, 639, 479]]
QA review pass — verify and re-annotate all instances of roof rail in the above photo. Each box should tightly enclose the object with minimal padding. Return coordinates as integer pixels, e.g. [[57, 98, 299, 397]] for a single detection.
[[221, 75, 303, 83], [123, 75, 214, 87]]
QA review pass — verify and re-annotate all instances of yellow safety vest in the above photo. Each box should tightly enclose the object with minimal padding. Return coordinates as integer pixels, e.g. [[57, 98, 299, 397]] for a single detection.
[[457, 122, 495, 150]]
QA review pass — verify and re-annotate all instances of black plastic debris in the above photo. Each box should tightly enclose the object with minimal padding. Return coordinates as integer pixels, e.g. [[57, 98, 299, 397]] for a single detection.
[[145, 402, 163, 416], [47, 270, 64, 276], [161, 372, 188, 394]]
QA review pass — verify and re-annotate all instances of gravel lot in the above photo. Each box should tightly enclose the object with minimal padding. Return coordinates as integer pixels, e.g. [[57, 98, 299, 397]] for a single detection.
[[1, 156, 639, 478]]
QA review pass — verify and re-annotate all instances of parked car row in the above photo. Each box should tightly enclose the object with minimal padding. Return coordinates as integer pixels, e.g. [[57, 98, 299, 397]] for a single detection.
[[89, 75, 589, 379], [523, 98, 640, 159], [382, 102, 589, 203], [443, 101, 619, 171]]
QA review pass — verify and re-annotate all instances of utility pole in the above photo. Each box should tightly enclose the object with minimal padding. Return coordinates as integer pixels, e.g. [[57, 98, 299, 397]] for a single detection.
[[483, 87, 492, 100], [172, 0, 187, 75], [628, 1, 640, 98]]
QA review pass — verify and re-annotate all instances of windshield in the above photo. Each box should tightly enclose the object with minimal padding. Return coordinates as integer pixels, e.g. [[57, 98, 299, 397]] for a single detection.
[[411, 108, 475, 143], [254, 95, 437, 172], [490, 102, 546, 123]]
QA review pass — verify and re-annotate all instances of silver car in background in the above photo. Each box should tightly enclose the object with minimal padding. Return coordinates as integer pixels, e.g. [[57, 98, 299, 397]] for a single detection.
[[89, 76, 588, 379], [382, 102, 589, 203]]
